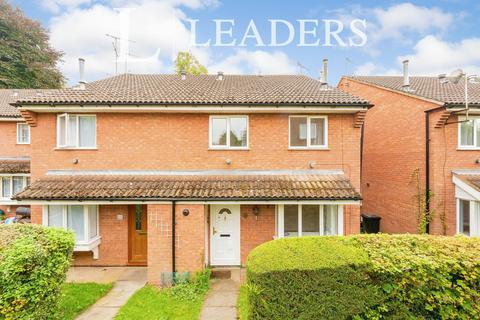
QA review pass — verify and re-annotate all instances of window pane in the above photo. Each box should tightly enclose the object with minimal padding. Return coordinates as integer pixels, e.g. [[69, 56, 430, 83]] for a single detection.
[[12, 177, 24, 194], [48, 206, 64, 227], [460, 120, 474, 146], [88, 206, 98, 239], [211, 118, 227, 146], [459, 200, 470, 236], [229, 117, 247, 147], [79, 116, 96, 147], [67, 115, 78, 146], [17, 124, 29, 143], [284, 205, 298, 237], [135, 204, 142, 231], [324, 205, 338, 235], [476, 120, 480, 147], [58, 115, 66, 146], [68, 205, 85, 241], [302, 205, 320, 236], [290, 117, 307, 147], [310, 118, 325, 146], [2, 177, 11, 198]]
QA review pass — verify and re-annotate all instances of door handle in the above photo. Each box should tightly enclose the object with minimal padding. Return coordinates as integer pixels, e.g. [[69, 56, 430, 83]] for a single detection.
[[212, 227, 217, 235]]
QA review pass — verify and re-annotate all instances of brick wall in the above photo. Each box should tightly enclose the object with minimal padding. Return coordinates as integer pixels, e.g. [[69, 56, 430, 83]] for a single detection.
[[339, 78, 439, 233], [0, 121, 30, 157]]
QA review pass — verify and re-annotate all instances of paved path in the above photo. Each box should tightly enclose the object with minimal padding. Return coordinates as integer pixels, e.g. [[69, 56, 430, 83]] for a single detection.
[[73, 267, 147, 320], [200, 279, 240, 320]]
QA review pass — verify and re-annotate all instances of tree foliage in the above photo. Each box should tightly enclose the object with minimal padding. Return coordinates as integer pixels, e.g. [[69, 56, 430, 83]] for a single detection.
[[0, 0, 65, 88], [174, 51, 207, 75]]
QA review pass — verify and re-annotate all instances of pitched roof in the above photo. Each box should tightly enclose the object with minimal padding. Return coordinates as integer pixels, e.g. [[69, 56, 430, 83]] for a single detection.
[[0, 158, 30, 174], [13, 173, 361, 201], [14, 74, 369, 106], [0, 89, 47, 118], [454, 173, 480, 194], [345, 76, 480, 106]]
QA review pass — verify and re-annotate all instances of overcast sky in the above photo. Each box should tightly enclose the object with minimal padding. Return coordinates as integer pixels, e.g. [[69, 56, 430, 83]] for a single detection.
[[8, 0, 480, 85]]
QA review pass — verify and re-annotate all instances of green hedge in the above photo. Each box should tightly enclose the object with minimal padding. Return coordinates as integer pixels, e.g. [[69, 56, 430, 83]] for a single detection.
[[0, 224, 74, 319], [246, 234, 480, 320]]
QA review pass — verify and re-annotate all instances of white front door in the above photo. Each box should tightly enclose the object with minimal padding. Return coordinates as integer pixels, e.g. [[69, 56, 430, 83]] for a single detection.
[[210, 205, 240, 266]]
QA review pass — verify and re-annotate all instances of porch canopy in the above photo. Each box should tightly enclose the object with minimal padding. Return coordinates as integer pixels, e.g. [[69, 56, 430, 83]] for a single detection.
[[453, 171, 480, 201], [13, 170, 361, 202], [0, 158, 30, 174]]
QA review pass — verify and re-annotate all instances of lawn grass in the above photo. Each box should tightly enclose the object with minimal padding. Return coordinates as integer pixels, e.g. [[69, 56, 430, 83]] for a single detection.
[[115, 270, 211, 320], [57, 282, 113, 320], [237, 285, 249, 320]]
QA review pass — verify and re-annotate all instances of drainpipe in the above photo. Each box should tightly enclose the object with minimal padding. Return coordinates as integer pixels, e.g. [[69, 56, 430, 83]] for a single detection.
[[425, 112, 430, 234], [172, 200, 176, 280]]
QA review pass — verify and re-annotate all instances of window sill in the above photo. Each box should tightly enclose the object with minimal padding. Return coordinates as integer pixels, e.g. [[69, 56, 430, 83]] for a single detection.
[[208, 148, 250, 151], [16, 143, 30, 145], [288, 147, 330, 151], [457, 147, 480, 151], [55, 147, 98, 151], [74, 236, 101, 259]]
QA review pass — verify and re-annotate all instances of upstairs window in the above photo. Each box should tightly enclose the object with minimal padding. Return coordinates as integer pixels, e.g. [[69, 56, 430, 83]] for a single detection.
[[57, 114, 96, 148], [459, 117, 480, 149], [209, 116, 248, 149], [289, 116, 328, 149], [17, 123, 30, 144]]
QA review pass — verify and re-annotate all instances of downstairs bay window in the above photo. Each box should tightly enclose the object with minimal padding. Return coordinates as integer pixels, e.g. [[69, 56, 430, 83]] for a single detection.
[[43, 205, 100, 258], [457, 199, 480, 236], [0, 175, 30, 200], [278, 204, 343, 237]]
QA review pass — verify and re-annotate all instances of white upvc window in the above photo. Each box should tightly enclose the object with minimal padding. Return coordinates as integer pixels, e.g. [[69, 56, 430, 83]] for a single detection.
[[277, 204, 343, 237], [458, 116, 480, 149], [16, 123, 30, 144], [43, 205, 101, 258], [0, 175, 30, 200], [289, 115, 328, 149], [457, 199, 480, 236], [57, 114, 96, 148], [209, 115, 248, 149]]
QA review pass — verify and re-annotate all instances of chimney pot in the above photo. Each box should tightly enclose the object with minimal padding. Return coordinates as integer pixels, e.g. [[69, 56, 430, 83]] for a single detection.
[[217, 71, 224, 81], [78, 58, 86, 90], [402, 59, 410, 88], [321, 59, 328, 85], [181, 70, 187, 80]]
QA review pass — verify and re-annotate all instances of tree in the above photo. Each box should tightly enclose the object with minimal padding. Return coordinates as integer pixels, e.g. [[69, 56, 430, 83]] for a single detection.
[[0, 0, 65, 88], [174, 51, 207, 75]]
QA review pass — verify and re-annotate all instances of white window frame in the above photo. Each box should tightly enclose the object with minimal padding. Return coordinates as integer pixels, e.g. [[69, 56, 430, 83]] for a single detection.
[[456, 198, 480, 237], [56, 113, 97, 149], [0, 175, 30, 201], [16, 123, 30, 144], [277, 204, 343, 237], [43, 205, 101, 258], [209, 115, 249, 150], [288, 115, 328, 149], [458, 116, 480, 150]]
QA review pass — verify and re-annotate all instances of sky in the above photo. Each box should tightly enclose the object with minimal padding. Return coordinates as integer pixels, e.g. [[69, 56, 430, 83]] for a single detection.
[[8, 0, 480, 86]]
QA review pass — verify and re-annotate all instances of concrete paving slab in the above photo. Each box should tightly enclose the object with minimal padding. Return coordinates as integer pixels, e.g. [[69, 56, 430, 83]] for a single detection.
[[200, 278, 240, 320], [67, 266, 147, 284], [200, 306, 237, 320]]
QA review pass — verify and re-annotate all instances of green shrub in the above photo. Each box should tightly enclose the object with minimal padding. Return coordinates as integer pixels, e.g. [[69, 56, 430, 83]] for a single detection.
[[245, 235, 480, 320], [246, 237, 381, 319], [0, 224, 74, 320]]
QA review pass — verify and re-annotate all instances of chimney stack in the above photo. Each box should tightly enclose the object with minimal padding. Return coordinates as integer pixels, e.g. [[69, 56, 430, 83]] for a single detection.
[[320, 59, 328, 85], [78, 58, 86, 90], [402, 59, 410, 88], [217, 71, 224, 81], [181, 70, 187, 80]]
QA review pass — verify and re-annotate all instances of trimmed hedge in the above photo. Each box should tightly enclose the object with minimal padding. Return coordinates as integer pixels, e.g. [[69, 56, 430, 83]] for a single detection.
[[0, 224, 74, 319], [246, 234, 480, 320]]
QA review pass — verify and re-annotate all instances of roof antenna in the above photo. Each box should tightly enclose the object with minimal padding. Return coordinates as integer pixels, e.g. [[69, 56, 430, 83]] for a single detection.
[[296, 61, 308, 75], [106, 34, 136, 74]]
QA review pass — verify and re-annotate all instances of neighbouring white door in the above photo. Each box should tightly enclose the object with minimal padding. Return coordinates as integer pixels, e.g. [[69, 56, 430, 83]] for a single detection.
[[210, 205, 240, 266]]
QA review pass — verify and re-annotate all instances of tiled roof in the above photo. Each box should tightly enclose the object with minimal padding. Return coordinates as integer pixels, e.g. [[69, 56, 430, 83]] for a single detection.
[[454, 174, 480, 193], [14, 74, 369, 106], [13, 173, 361, 201], [0, 159, 30, 174], [346, 76, 480, 106], [0, 89, 49, 118]]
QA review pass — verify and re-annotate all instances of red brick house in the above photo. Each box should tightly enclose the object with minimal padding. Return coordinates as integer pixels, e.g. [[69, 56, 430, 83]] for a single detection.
[[0, 89, 33, 216], [11, 72, 369, 284], [339, 63, 480, 236]]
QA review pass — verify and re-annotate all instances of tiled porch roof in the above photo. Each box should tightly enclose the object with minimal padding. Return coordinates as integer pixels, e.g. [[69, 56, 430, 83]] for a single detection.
[[453, 173, 480, 193], [13, 173, 361, 201], [0, 158, 30, 174]]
